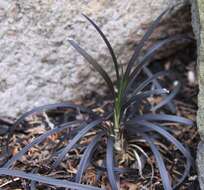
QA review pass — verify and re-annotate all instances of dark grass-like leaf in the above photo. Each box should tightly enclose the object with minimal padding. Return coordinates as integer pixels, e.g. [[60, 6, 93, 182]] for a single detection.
[[129, 71, 169, 97], [131, 121, 192, 158], [93, 163, 139, 174], [68, 39, 115, 97], [30, 169, 38, 190], [7, 103, 92, 143], [124, 8, 169, 79], [129, 35, 191, 80], [122, 89, 168, 122], [173, 149, 192, 189], [30, 181, 36, 190], [123, 89, 168, 109], [128, 114, 193, 126], [82, 14, 120, 81], [126, 35, 191, 94], [106, 137, 118, 190], [92, 156, 140, 174], [151, 81, 181, 111], [128, 121, 192, 187], [4, 121, 81, 168], [0, 168, 103, 190], [52, 118, 104, 169], [142, 66, 176, 113], [75, 132, 104, 183], [140, 133, 172, 190]]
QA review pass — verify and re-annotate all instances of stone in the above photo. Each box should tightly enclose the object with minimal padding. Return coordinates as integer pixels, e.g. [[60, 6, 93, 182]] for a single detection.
[[0, 0, 188, 117], [192, 0, 204, 189], [197, 142, 204, 189]]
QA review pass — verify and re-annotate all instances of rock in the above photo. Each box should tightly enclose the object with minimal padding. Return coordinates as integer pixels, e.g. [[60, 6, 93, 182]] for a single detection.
[[192, 0, 204, 139], [0, 0, 189, 117], [197, 142, 204, 189], [192, 0, 204, 189]]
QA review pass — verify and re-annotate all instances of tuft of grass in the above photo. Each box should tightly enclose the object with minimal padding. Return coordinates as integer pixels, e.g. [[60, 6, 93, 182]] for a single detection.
[[0, 5, 194, 190]]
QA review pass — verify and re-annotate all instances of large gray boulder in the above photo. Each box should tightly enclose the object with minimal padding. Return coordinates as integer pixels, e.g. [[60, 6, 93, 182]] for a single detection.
[[192, 0, 204, 189], [0, 0, 187, 117]]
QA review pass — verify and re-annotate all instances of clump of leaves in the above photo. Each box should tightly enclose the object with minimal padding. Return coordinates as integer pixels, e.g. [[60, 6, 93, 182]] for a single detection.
[[0, 6, 194, 190]]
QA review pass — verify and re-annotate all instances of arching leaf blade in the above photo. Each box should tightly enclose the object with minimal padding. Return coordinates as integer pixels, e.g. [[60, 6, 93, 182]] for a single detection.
[[68, 39, 115, 97], [0, 168, 102, 190], [106, 137, 118, 190], [52, 118, 103, 169], [82, 14, 120, 80]]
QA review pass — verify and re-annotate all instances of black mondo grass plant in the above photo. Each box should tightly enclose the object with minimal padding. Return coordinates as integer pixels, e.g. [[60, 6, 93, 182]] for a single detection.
[[0, 7, 194, 190]]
